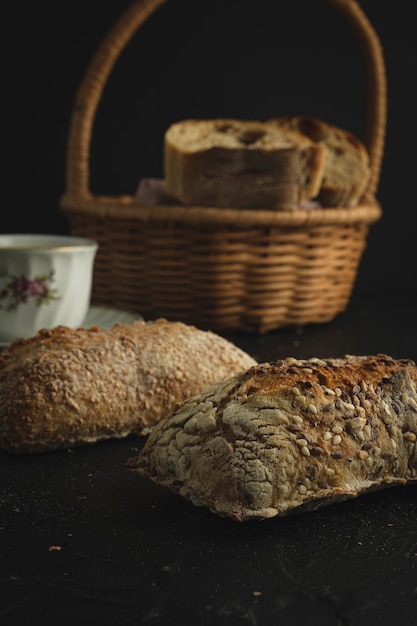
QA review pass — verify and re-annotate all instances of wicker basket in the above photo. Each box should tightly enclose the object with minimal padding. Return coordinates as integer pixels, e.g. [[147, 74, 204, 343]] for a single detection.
[[60, 0, 386, 333]]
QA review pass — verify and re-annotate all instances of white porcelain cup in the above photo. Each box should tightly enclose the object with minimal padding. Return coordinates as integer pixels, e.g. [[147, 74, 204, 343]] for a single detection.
[[0, 234, 98, 342]]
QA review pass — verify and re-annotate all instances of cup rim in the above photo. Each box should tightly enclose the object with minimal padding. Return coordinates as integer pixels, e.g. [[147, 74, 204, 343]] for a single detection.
[[0, 234, 98, 251]]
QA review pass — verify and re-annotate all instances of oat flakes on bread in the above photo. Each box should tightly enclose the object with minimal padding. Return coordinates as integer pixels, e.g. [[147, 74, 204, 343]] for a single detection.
[[129, 354, 417, 522], [0, 319, 257, 454], [268, 115, 371, 207], [164, 118, 326, 210]]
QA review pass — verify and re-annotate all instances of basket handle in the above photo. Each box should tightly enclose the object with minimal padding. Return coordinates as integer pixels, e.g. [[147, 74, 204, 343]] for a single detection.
[[63, 0, 386, 202]]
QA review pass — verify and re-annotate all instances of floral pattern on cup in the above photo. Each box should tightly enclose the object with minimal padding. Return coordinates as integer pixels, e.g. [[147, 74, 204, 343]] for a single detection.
[[0, 270, 60, 311]]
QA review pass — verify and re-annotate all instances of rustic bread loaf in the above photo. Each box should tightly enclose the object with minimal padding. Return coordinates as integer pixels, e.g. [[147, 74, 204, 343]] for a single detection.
[[268, 115, 371, 207], [164, 118, 326, 210], [0, 319, 257, 454], [129, 354, 417, 521]]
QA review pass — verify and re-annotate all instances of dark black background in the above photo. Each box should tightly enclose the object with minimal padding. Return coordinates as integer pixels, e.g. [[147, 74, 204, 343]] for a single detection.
[[24, 0, 416, 297]]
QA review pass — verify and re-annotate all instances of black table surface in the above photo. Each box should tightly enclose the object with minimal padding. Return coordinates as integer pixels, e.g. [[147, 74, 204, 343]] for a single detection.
[[1, 291, 416, 626]]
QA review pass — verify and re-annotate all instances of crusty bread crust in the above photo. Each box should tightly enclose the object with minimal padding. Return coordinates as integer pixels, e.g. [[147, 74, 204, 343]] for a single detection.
[[0, 319, 257, 453], [164, 118, 326, 209], [130, 354, 417, 521], [269, 115, 371, 207]]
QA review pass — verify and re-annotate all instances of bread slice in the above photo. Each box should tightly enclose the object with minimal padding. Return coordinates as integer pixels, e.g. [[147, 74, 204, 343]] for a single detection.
[[0, 319, 257, 453], [164, 118, 326, 210], [268, 115, 371, 207], [129, 354, 417, 521]]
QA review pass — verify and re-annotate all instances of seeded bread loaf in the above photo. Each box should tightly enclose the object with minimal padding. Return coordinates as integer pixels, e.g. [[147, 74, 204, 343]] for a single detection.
[[164, 118, 326, 210], [129, 354, 417, 521], [268, 115, 371, 207], [0, 319, 257, 454]]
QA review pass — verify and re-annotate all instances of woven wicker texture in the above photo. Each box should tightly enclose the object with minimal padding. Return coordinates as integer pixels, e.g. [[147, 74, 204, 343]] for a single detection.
[[60, 0, 386, 333]]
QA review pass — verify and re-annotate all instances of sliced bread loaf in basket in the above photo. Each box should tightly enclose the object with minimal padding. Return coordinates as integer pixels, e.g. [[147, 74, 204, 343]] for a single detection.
[[60, 0, 385, 333]]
